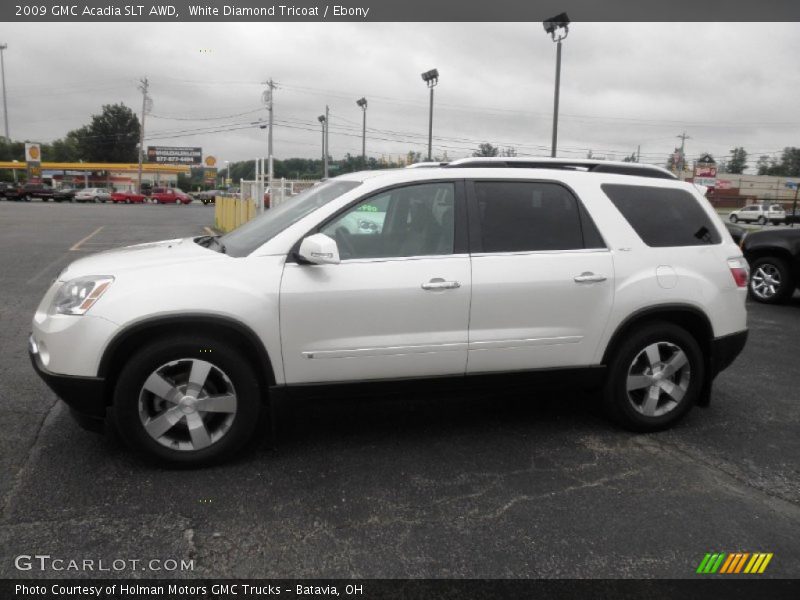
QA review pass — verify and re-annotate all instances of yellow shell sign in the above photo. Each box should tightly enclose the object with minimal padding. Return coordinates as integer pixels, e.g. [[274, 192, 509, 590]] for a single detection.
[[27, 144, 41, 161], [205, 156, 217, 167]]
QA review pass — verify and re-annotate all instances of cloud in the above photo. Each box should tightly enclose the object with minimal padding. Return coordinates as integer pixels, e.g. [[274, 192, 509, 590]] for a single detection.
[[3, 22, 799, 168]]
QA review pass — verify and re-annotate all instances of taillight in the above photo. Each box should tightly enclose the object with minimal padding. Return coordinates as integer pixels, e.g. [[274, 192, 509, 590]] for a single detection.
[[728, 258, 749, 287]]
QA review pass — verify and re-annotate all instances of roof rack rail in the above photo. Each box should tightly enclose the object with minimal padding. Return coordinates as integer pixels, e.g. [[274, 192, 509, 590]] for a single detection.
[[444, 157, 677, 180]]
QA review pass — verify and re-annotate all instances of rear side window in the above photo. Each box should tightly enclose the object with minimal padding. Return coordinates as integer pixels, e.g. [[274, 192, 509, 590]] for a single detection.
[[602, 184, 721, 247], [474, 181, 605, 252]]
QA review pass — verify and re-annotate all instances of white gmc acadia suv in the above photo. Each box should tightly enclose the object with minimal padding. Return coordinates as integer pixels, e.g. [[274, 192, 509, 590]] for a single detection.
[[29, 158, 749, 465]]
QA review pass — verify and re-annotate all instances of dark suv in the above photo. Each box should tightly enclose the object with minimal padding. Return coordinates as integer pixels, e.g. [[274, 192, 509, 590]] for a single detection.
[[742, 229, 800, 303]]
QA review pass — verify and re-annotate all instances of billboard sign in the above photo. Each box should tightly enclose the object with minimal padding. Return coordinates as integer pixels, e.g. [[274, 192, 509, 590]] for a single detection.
[[25, 143, 42, 182], [147, 146, 203, 165]]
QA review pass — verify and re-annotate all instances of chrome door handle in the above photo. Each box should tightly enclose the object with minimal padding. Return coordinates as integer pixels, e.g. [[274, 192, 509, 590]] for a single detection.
[[421, 278, 461, 290], [573, 272, 607, 283]]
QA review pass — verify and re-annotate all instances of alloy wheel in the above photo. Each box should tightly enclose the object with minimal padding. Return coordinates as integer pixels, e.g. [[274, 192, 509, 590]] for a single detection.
[[138, 358, 238, 451], [625, 341, 690, 417], [751, 264, 782, 300]]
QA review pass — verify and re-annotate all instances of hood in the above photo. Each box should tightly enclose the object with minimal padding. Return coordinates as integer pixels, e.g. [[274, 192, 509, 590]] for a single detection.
[[59, 237, 223, 280]]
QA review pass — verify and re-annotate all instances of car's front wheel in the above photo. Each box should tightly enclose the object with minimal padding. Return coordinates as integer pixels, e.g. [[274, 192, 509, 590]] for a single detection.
[[749, 256, 794, 304], [729, 214, 738, 223], [112, 336, 263, 466], [757, 216, 767, 225], [603, 322, 703, 432]]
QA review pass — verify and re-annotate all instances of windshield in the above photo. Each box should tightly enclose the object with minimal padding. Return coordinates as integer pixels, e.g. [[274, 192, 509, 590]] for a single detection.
[[220, 179, 362, 257]]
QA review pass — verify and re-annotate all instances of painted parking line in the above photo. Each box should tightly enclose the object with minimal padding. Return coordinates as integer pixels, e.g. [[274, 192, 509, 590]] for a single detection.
[[69, 226, 104, 251]]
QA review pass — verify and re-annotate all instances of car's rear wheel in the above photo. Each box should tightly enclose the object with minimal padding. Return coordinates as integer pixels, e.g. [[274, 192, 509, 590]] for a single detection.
[[749, 256, 794, 304], [603, 322, 703, 432], [112, 336, 263, 466]]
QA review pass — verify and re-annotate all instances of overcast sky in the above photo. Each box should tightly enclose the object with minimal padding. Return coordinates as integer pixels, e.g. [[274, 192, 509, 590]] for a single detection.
[[3, 22, 800, 171]]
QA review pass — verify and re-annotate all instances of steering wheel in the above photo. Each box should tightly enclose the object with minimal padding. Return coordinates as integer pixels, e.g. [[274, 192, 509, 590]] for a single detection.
[[334, 226, 356, 259]]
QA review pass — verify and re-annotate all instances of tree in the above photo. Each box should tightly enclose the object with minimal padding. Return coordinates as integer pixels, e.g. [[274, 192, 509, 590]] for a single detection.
[[755, 149, 800, 176], [473, 143, 499, 157], [75, 103, 140, 162], [622, 152, 638, 163], [665, 148, 681, 171], [501, 147, 517, 157], [726, 147, 748, 174]]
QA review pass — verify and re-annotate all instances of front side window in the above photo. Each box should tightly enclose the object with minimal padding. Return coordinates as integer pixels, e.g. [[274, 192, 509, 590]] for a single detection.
[[602, 184, 721, 247], [220, 179, 361, 257], [320, 182, 455, 260], [473, 181, 600, 252]]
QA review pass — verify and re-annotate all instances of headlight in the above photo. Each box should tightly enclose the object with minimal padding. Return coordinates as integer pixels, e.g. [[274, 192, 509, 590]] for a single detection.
[[52, 276, 114, 315]]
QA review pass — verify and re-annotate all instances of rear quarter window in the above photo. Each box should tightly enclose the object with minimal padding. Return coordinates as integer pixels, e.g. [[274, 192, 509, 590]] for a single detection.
[[602, 184, 721, 247]]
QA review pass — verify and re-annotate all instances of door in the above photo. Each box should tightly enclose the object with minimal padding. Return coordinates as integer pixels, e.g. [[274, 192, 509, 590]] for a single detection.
[[280, 181, 471, 385], [466, 180, 614, 373]]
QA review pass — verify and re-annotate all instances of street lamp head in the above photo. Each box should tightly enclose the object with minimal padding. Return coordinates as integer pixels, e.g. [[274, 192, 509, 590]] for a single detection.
[[0, 44, 7, 51], [356, 97, 367, 109], [543, 12, 570, 41], [421, 68, 439, 87], [318, 115, 326, 123]]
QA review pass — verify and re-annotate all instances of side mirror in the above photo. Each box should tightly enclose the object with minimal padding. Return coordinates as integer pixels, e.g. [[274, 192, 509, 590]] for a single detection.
[[297, 233, 340, 265]]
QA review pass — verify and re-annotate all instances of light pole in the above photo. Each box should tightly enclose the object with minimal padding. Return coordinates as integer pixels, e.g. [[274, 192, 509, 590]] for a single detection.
[[0, 43, 9, 140], [318, 114, 328, 178], [224, 160, 230, 186], [421, 68, 439, 162], [543, 13, 570, 158], [356, 97, 367, 167]]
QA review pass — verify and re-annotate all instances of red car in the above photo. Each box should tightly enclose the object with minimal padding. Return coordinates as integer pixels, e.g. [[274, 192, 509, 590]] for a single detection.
[[150, 187, 192, 205], [110, 191, 148, 204]]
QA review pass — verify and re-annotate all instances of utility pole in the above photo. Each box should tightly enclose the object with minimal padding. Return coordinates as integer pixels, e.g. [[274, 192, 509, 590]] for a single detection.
[[263, 79, 275, 193], [0, 44, 9, 140], [324, 105, 329, 178], [636, 145, 641, 162], [356, 97, 367, 167], [137, 77, 149, 193], [677, 131, 691, 180]]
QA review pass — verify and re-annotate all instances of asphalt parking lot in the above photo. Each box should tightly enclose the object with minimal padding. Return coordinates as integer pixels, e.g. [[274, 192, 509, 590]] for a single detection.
[[0, 200, 798, 579]]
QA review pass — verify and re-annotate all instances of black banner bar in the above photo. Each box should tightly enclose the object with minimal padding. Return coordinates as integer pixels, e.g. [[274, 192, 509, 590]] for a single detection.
[[3, 579, 800, 600], [3, 0, 800, 23]]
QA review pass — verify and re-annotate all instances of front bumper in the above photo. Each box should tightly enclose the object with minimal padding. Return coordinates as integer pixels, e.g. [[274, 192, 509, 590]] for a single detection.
[[29, 335, 107, 430], [711, 329, 748, 378]]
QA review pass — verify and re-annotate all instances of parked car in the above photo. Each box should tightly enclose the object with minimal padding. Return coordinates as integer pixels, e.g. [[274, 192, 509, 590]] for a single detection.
[[729, 203, 786, 225], [53, 187, 77, 202], [193, 189, 222, 205], [741, 228, 800, 304], [13, 182, 57, 202], [110, 191, 148, 204], [151, 187, 192, 204], [784, 206, 800, 225], [74, 188, 112, 203], [29, 158, 748, 465], [0, 182, 20, 199]]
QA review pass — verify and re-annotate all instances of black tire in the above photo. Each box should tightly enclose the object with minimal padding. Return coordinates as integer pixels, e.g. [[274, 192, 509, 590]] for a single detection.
[[748, 256, 795, 304], [603, 322, 703, 432], [125, 198, 131, 204], [729, 214, 738, 223], [25, 194, 32, 202], [757, 216, 766, 225], [111, 335, 263, 466], [771, 220, 780, 226]]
